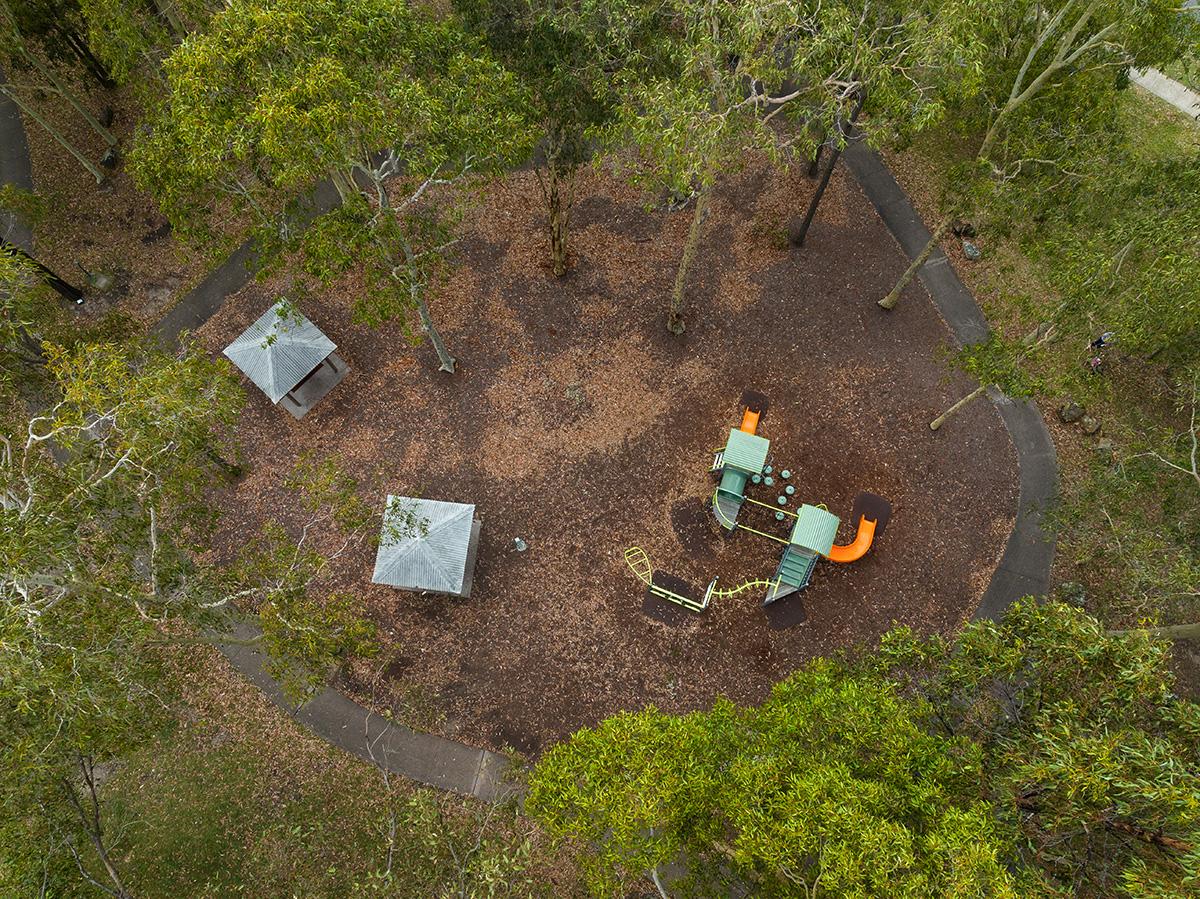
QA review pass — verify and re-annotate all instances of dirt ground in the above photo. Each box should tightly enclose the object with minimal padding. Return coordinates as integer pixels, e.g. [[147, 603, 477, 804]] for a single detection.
[[18, 84, 208, 327], [197, 157, 1018, 755]]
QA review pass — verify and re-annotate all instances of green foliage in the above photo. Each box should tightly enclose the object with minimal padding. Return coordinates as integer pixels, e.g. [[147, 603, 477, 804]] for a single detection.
[[0, 340, 242, 891], [221, 453, 405, 703], [529, 660, 1019, 897], [533, 601, 1200, 896], [1037, 157, 1200, 367], [0, 247, 58, 379], [557, 0, 976, 200], [875, 600, 1200, 897], [5, 641, 547, 897], [954, 333, 1039, 398], [134, 0, 534, 332]]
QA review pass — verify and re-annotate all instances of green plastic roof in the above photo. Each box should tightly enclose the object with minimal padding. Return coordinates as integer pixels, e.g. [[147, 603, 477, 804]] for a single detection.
[[790, 504, 841, 555], [722, 429, 769, 475]]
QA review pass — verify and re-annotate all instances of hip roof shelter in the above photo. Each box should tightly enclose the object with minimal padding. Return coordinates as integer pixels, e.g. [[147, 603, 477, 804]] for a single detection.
[[223, 300, 348, 419], [371, 497, 481, 599]]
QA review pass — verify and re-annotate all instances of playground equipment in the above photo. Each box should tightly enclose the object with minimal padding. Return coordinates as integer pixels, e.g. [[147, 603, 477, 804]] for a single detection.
[[630, 394, 891, 621]]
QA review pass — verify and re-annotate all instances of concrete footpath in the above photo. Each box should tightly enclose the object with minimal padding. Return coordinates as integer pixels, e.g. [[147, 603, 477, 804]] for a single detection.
[[1132, 68, 1200, 120], [221, 620, 517, 802], [844, 142, 1057, 619]]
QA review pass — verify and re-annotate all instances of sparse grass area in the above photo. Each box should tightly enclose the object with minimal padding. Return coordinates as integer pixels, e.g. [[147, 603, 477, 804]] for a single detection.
[[885, 88, 1200, 666], [84, 644, 577, 898]]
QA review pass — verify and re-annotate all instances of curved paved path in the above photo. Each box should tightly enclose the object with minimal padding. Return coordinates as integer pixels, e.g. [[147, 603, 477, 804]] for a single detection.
[[3, 95, 1054, 800], [844, 144, 1056, 619]]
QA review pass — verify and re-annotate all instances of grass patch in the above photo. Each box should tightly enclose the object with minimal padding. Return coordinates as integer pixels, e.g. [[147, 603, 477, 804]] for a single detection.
[[77, 644, 577, 898]]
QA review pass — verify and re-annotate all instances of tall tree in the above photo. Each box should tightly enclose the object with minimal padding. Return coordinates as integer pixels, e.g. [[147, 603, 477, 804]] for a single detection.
[[547, 0, 977, 335], [0, 341, 241, 896], [529, 660, 1022, 896], [875, 600, 1200, 896], [457, 0, 622, 278], [530, 600, 1200, 896], [0, 342, 405, 892], [878, 0, 1195, 310], [134, 0, 534, 373]]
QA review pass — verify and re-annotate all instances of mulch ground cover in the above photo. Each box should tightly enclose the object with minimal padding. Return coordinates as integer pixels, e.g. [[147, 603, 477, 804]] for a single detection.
[[197, 156, 1017, 756]]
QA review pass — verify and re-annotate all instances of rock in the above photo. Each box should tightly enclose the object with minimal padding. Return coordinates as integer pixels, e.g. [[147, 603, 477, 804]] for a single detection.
[[1094, 438, 1115, 462], [85, 270, 113, 291], [952, 220, 977, 238], [99, 106, 114, 128], [1058, 402, 1084, 424], [1057, 581, 1088, 608], [1081, 416, 1102, 435], [962, 240, 982, 261]]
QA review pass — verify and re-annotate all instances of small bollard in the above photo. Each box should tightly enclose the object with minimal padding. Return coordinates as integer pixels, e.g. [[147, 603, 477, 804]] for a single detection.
[[781, 469, 791, 479], [751, 474, 762, 484], [764, 476, 775, 487], [785, 485, 795, 495], [777, 495, 788, 505], [775, 511, 785, 521]]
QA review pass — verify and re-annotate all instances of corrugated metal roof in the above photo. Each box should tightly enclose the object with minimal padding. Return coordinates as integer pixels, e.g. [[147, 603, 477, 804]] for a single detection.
[[371, 496, 476, 595], [790, 504, 841, 555], [722, 429, 770, 474], [223, 300, 336, 403]]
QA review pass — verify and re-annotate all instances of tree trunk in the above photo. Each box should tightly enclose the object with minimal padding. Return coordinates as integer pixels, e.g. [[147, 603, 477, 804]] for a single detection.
[[3, 241, 85, 303], [930, 384, 987, 431], [667, 186, 711, 336], [152, 0, 186, 36], [62, 756, 135, 899], [806, 141, 824, 178], [329, 168, 357, 204], [545, 160, 572, 277], [1110, 622, 1200, 641], [1, 87, 105, 184], [23, 50, 117, 147], [415, 296, 455, 373], [790, 88, 865, 248], [61, 29, 116, 89], [878, 216, 952, 310]]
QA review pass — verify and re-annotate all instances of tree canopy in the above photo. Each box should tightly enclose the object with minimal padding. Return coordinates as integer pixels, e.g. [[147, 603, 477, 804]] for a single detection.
[[529, 601, 1200, 896], [134, 0, 534, 370]]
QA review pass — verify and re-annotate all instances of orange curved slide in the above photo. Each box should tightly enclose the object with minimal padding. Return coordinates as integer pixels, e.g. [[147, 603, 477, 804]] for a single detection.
[[739, 408, 760, 434], [826, 515, 878, 563]]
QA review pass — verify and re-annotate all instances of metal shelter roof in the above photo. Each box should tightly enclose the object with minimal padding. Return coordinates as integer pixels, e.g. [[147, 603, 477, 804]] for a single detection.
[[790, 504, 842, 556], [722, 429, 770, 475], [222, 300, 336, 403], [371, 497, 477, 596]]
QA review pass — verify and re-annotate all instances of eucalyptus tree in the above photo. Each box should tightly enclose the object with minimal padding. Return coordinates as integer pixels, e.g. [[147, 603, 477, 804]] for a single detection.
[[134, 0, 534, 373], [547, 0, 978, 335], [878, 0, 1196, 310], [0, 0, 118, 183], [0, 340, 405, 893], [4, 0, 114, 86], [0, 341, 241, 896], [529, 660, 1022, 896], [457, 0, 617, 276], [530, 601, 1200, 896]]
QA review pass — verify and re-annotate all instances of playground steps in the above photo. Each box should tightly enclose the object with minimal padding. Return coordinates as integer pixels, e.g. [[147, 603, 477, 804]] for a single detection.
[[777, 546, 818, 589], [763, 547, 817, 606]]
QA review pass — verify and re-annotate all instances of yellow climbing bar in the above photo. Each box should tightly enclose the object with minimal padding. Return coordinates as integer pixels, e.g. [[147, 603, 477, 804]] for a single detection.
[[705, 577, 781, 599], [624, 546, 653, 585]]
